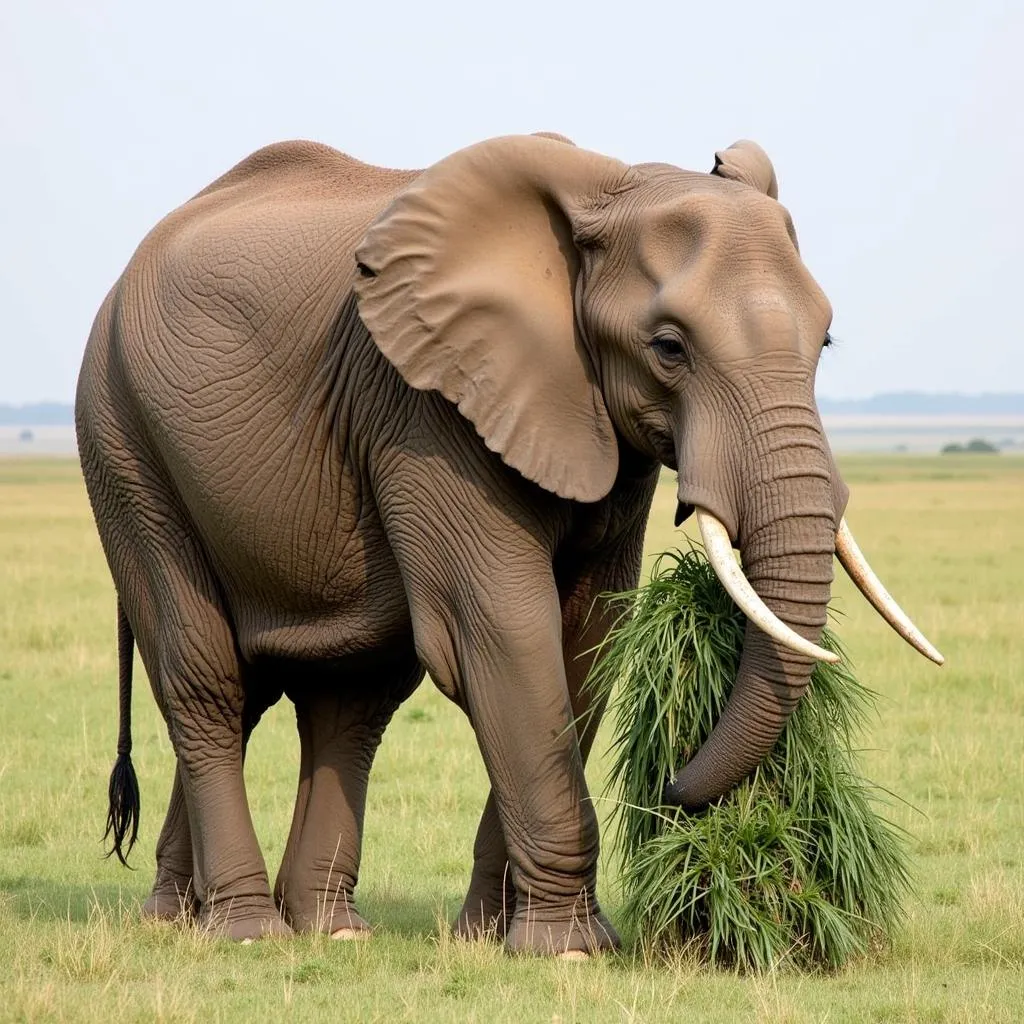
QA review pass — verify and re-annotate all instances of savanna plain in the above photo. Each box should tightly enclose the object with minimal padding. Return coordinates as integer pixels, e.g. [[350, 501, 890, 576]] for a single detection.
[[0, 455, 1021, 1023]]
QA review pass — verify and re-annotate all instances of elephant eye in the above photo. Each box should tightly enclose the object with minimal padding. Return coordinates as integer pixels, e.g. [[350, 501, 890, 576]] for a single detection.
[[823, 331, 834, 348], [649, 334, 689, 366]]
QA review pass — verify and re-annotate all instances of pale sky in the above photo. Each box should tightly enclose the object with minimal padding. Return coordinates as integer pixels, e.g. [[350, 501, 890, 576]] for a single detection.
[[1, 0, 1021, 403]]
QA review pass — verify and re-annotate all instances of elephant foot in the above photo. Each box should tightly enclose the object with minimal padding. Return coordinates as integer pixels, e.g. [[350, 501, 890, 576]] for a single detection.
[[283, 892, 372, 938], [197, 895, 292, 941], [504, 905, 620, 957], [453, 890, 516, 941], [141, 869, 199, 922]]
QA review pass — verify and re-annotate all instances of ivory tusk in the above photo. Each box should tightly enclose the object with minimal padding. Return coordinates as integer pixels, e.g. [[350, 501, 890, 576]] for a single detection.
[[696, 509, 840, 664], [835, 517, 945, 666]]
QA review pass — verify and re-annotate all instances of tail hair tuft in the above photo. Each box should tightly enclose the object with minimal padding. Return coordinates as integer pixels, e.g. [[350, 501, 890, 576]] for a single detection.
[[104, 751, 140, 867]]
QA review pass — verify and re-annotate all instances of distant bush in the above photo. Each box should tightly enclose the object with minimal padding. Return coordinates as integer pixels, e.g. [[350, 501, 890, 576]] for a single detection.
[[942, 438, 999, 454]]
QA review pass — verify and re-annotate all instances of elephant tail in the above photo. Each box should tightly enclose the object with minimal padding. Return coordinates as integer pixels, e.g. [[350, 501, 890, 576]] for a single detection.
[[104, 599, 140, 866]]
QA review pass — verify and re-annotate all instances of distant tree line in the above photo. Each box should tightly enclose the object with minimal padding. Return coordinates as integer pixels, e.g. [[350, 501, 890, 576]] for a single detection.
[[0, 403, 75, 426], [941, 438, 1000, 454], [819, 393, 1024, 416]]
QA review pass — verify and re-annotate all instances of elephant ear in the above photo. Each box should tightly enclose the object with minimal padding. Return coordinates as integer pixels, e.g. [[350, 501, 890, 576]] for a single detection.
[[354, 135, 630, 503], [711, 140, 779, 199]]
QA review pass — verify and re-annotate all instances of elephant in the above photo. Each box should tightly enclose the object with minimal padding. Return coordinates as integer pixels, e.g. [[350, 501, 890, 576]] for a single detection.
[[76, 132, 942, 955]]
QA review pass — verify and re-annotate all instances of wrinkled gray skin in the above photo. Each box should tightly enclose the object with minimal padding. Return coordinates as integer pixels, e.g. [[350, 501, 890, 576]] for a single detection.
[[77, 133, 847, 954]]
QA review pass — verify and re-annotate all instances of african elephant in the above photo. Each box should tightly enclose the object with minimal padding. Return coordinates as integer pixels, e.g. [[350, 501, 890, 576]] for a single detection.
[[77, 132, 941, 955]]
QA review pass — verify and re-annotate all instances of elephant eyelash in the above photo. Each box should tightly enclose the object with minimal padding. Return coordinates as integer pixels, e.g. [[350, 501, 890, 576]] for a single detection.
[[651, 336, 685, 357], [648, 333, 693, 371]]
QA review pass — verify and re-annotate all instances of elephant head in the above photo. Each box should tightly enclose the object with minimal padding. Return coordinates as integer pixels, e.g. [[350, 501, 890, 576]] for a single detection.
[[353, 135, 942, 811]]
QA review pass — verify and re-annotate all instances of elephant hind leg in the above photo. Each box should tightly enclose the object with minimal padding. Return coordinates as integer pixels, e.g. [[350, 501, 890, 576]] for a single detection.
[[84, 481, 198, 926], [104, 492, 284, 937], [141, 762, 198, 922], [275, 650, 422, 937], [143, 677, 281, 924], [78, 341, 286, 940], [157, 584, 287, 941], [93, 533, 195, 925], [273, 690, 314, 925]]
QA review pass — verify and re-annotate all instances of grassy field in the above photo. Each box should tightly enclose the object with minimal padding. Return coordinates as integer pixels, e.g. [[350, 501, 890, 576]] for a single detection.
[[1, 455, 1021, 1022]]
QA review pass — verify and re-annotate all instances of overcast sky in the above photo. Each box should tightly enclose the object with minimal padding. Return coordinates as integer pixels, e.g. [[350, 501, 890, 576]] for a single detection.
[[1, 0, 1021, 403]]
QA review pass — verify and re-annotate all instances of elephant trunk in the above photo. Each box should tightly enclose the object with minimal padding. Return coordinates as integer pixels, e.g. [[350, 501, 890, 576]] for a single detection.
[[666, 455, 837, 811]]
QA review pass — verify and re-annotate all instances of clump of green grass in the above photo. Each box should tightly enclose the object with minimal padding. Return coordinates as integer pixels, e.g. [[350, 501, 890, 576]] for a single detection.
[[589, 548, 912, 971]]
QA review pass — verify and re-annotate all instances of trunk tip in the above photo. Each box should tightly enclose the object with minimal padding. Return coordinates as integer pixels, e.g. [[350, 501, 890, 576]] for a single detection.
[[662, 771, 712, 813]]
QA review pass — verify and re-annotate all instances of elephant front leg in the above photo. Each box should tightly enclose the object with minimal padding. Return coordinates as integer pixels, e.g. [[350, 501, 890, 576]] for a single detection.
[[455, 687, 608, 943], [438, 578, 619, 957], [455, 553, 627, 944]]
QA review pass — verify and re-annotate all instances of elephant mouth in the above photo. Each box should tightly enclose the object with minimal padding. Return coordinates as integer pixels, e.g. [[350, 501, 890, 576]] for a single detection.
[[674, 502, 694, 528]]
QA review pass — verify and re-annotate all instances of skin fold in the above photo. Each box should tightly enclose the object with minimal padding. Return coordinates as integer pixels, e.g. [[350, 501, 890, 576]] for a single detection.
[[77, 133, 847, 954]]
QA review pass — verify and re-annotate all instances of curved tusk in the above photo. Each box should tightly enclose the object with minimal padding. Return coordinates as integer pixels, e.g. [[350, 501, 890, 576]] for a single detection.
[[835, 517, 945, 666], [696, 509, 839, 664]]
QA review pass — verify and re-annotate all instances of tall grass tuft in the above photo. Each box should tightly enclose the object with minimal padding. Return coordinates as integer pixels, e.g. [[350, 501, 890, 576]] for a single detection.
[[589, 548, 912, 971]]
